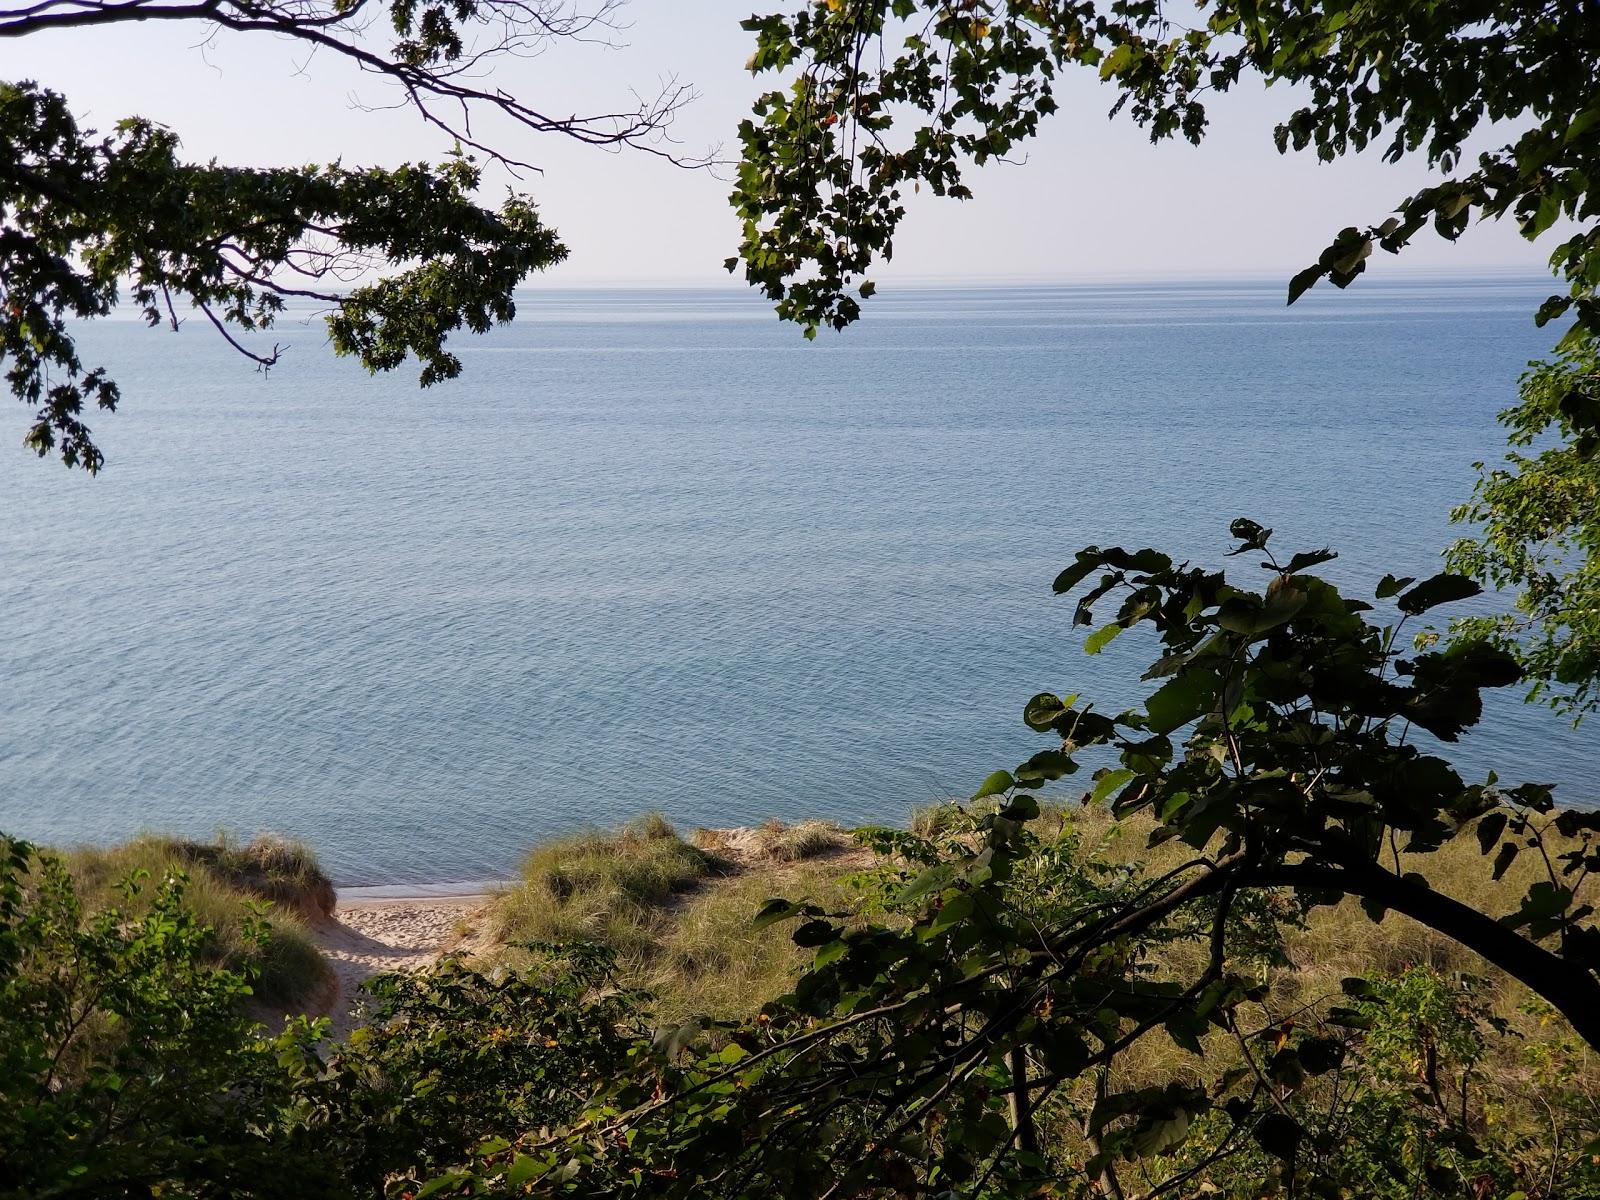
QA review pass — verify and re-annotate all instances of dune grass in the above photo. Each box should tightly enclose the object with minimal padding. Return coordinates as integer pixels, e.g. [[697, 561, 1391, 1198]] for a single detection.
[[492, 813, 729, 962], [489, 800, 1600, 1092], [749, 818, 852, 863], [62, 833, 333, 1009], [491, 815, 865, 1019], [647, 860, 862, 1019]]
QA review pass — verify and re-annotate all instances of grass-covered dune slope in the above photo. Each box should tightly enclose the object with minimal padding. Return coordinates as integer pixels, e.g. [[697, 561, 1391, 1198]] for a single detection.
[[60, 832, 335, 1010], [490, 813, 869, 1020], [486, 806, 1600, 1076]]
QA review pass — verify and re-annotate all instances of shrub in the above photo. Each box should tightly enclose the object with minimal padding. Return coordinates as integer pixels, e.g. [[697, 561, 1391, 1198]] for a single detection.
[[278, 945, 650, 1196], [0, 835, 652, 1198], [0, 838, 327, 1197]]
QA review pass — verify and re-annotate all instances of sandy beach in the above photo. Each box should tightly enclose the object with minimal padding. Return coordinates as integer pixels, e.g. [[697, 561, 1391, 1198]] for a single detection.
[[306, 825, 873, 1036], [312, 894, 494, 1037]]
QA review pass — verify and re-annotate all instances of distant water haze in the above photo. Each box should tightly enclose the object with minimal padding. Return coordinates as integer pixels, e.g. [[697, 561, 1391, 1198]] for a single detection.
[[0, 278, 1592, 884]]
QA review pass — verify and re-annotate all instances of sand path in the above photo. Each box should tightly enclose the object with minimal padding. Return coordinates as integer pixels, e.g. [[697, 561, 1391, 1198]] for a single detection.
[[314, 896, 492, 1038]]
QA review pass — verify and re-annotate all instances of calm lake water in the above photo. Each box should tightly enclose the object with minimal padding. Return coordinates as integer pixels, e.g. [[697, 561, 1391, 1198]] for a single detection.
[[0, 278, 1593, 884]]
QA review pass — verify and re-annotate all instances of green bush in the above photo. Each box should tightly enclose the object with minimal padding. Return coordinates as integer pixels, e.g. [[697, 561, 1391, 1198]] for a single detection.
[[0, 835, 654, 1199], [277, 945, 649, 1197], [0, 838, 321, 1198]]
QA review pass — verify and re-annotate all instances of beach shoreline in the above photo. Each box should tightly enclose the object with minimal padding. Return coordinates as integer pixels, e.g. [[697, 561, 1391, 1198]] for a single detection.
[[335, 879, 509, 904]]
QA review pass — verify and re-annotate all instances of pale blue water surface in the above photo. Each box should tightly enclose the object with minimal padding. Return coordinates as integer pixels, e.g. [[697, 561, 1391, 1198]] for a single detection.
[[1, 278, 1593, 883]]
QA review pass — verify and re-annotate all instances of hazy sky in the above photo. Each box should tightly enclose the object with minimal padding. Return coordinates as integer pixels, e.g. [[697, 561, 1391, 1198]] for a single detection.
[[10, 1, 1556, 286]]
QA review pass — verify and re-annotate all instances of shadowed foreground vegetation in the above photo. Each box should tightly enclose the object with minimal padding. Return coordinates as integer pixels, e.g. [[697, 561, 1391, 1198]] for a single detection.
[[488, 804, 1600, 1154], [5, 787, 1600, 1198]]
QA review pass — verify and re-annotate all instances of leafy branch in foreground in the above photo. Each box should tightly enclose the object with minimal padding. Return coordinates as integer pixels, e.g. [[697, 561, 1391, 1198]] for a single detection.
[[730, 0, 1600, 341], [428, 520, 1600, 1198], [1, 0, 698, 471], [0, 841, 311, 1197], [0, 835, 655, 1198]]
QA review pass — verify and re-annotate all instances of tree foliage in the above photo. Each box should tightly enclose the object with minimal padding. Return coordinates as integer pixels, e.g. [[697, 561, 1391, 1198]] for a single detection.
[[0, 0, 693, 471], [0, 835, 652, 1198], [1449, 346, 1600, 719], [729, 0, 1599, 340], [0, 841, 313, 1197]]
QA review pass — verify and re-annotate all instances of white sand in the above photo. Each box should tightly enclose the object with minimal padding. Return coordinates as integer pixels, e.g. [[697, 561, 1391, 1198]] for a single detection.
[[313, 895, 491, 1037]]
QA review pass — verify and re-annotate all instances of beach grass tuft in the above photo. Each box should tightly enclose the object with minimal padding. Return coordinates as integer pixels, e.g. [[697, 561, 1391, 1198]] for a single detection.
[[749, 818, 851, 863], [492, 814, 728, 961]]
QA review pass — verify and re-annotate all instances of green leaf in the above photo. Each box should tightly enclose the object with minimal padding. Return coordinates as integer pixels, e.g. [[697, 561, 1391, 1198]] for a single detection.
[[1015, 749, 1077, 786], [1217, 584, 1305, 635], [1144, 668, 1220, 735], [1000, 793, 1041, 821], [1101, 547, 1172, 574], [928, 891, 975, 935], [1327, 1006, 1374, 1029], [1227, 518, 1273, 551], [1053, 549, 1105, 594], [1297, 1036, 1344, 1075], [812, 939, 848, 967], [1283, 548, 1337, 573], [506, 1156, 546, 1187], [416, 1172, 470, 1198], [1085, 622, 1125, 655], [1165, 1016, 1204, 1055], [752, 898, 803, 930], [1023, 692, 1068, 731], [1127, 1107, 1194, 1158], [898, 861, 959, 905], [975, 769, 1014, 798], [1287, 265, 1322, 305], [1089, 767, 1137, 806], [1397, 572, 1482, 615], [792, 919, 837, 947], [1375, 573, 1415, 599], [1504, 881, 1573, 929]]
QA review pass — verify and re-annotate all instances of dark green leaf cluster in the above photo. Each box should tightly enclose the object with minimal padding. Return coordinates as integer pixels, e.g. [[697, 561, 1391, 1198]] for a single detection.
[[277, 944, 649, 1198], [0, 81, 565, 472], [0, 838, 316, 1197], [0, 0, 703, 471], [0, 837, 651, 1198]]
